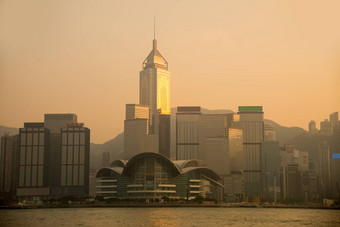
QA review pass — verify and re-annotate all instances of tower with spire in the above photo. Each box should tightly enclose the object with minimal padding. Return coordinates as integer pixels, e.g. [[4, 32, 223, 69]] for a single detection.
[[124, 21, 171, 159], [140, 28, 170, 133]]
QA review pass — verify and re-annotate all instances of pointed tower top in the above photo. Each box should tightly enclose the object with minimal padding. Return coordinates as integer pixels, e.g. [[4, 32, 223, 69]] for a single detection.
[[142, 18, 168, 70], [153, 17, 157, 50]]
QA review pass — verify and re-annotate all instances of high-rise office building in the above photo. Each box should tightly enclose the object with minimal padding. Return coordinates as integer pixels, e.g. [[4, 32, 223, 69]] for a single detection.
[[17, 123, 50, 197], [176, 107, 201, 160], [318, 141, 331, 199], [330, 153, 340, 200], [280, 146, 309, 201], [261, 141, 280, 202], [124, 37, 171, 158], [60, 123, 90, 195], [140, 38, 170, 131], [176, 107, 244, 200], [238, 106, 264, 198], [16, 114, 90, 198], [0, 134, 19, 198]]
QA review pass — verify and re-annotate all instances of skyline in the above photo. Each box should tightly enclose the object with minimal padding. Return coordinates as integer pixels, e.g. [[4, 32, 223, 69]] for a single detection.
[[1, 0, 339, 143]]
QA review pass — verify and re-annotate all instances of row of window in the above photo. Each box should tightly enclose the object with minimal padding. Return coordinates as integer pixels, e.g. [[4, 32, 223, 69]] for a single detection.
[[61, 146, 85, 165], [61, 132, 86, 145], [19, 165, 44, 187], [20, 146, 44, 165], [61, 164, 85, 186], [20, 133, 45, 146]]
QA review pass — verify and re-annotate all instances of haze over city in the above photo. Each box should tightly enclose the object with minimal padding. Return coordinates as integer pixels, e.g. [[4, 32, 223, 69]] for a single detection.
[[1, 0, 339, 143]]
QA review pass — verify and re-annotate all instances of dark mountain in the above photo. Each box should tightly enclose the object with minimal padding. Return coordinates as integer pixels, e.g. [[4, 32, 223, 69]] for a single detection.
[[90, 132, 124, 170], [286, 129, 340, 161], [264, 119, 307, 145], [0, 125, 19, 137]]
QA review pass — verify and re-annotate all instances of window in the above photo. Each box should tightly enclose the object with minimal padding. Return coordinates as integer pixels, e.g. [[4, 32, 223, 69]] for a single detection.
[[32, 166, 37, 187], [79, 146, 85, 164], [73, 165, 78, 186], [61, 165, 66, 186], [74, 146, 79, 165], [20, 147, 25, 165], [37, 166, 43, 186], [67, 165, 72, 186], [39, 133, 44, 145], [25, 166, 31, 187], [20, 133, 26, 145], [62, 146, 67, 165], [74, 132, 79, 145], [79, 165, 84, 186], [38, 147, 44, 165], [33, 133, 38, 145], [32, 147, 38, 165], [80, 133, 85, 145], [19, 166, 25, 187]]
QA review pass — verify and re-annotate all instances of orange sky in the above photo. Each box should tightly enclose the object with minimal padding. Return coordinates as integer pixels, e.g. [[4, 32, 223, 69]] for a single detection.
[[0, 0, 339, 143]]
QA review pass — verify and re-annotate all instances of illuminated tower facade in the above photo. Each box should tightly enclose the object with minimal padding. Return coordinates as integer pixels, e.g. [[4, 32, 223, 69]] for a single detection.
[[124, 36, 171, 158], [140, 39, 170, 133]]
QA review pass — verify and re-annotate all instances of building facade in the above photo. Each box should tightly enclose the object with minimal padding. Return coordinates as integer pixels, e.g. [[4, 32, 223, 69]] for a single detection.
[[17, 123, 50, 197], [96, 152, 223, 201], [238, 106, 264, 198], [16, 114, 90, 198]]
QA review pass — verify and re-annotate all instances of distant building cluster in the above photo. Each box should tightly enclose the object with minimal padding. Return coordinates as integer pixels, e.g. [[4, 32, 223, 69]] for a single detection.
[[309, 112, 339, 136]]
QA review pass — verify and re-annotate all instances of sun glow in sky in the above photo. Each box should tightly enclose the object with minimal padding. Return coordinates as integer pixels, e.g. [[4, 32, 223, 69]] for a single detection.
[[0, 0, 339, 143]]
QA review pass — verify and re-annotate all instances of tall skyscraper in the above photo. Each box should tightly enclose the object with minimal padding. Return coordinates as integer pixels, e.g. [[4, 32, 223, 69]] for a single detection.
[[238, 106, 264, 198], [124, 36, 171, 158], [140, 38, 170, 132], [318, 141, 331, 199]]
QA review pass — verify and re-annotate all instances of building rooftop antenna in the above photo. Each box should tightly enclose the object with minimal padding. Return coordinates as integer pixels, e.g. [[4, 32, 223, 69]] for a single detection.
[[154, 17, 156, 40]]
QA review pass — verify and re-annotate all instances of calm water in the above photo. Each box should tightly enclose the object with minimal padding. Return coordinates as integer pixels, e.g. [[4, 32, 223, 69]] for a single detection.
[[0, 207, 339, 227]]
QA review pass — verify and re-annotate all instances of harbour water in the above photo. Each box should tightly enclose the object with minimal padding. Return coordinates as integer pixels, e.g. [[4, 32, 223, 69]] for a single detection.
[[0, 207, 339, 226]]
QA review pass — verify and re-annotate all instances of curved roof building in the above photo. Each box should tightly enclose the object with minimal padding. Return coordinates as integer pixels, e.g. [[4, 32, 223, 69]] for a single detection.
[[96, 152, 223, 201]]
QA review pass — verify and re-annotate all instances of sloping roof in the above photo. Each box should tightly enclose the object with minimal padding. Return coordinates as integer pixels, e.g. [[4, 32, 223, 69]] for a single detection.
[[110, 160, 128, 168], [181, 167, 221, 181], [122, 152, 181, 177], [96, 167, 123, 177], [173, 160, 205, 171], [143, 39, 168, 70]]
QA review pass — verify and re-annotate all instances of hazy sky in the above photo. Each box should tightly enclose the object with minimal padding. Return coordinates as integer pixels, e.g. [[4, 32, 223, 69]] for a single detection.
[[1, 0, 339, 143]]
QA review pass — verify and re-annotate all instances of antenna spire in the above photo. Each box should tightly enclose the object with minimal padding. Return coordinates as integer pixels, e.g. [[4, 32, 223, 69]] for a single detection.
[[154, 17, 156, 40]]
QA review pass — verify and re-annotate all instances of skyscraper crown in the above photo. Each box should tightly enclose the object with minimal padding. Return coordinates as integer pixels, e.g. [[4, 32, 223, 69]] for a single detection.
[[143, 39, 168, 70]]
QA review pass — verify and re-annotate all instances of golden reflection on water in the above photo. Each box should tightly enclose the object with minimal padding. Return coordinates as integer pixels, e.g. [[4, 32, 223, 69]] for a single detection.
[[145, 208, 180, 227]]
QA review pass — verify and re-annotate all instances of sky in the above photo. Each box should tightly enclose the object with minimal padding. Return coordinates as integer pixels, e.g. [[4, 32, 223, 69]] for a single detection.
[[0, 0, 339, 144]]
